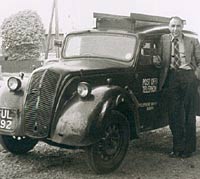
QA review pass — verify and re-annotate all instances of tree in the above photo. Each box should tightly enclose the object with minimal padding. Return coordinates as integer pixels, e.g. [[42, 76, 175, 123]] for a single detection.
[[1, 10, 45, 61]]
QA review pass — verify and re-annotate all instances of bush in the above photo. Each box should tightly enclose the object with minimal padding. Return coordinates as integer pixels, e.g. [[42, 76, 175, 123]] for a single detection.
[[1, 10, 45, 61]]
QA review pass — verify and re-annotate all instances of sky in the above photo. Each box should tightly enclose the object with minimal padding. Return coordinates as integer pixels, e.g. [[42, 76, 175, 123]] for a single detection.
[[0, 0, 200, 36]]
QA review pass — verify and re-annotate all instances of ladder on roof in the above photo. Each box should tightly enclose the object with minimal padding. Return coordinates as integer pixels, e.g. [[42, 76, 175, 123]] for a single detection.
[[93, 12, 183, 32]]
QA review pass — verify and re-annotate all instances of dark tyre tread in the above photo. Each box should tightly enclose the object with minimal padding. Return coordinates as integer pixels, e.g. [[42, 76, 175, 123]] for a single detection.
[[0, 135, 38, 154], [86, 110, 130, 174]]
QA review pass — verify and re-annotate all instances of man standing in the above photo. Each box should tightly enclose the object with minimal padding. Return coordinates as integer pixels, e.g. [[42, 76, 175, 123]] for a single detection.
[[158, 16, 200, 158]]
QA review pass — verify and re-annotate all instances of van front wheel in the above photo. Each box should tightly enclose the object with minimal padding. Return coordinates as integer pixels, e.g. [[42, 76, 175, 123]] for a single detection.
[[0, 135, 38, 154], [86, 110, 130, 174]]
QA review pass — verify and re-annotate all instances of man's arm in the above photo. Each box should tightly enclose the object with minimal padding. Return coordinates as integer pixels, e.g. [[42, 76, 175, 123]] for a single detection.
[[193, 38, 200, 80], [152, 36, 163, 68], [194, 38, 200, 67]]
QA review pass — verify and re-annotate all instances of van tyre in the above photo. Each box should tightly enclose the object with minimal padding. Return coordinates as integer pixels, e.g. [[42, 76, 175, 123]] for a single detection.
[[86, 110, 130, 174], [0, 135, 38, 154]]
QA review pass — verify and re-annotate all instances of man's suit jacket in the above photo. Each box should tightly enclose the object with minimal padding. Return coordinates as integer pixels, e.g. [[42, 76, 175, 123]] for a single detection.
[[158, 34, 200, 90]]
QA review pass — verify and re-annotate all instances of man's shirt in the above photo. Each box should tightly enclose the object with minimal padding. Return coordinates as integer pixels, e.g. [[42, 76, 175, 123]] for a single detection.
[[170, 34, 192, 70]]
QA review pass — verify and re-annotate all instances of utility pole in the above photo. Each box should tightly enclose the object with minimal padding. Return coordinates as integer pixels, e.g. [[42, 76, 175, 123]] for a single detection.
[[45, 0, 60, 59]]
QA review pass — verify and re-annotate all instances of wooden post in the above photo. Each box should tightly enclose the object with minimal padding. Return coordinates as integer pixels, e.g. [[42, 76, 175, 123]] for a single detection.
[[45, 0, 55, 59], [54, 0, 60, 58], [0, 65, 3, 80]]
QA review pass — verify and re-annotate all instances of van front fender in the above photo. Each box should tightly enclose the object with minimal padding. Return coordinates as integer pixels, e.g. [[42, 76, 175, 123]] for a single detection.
[[0, 86, 25, 110], [0, 80, 27, 136], [51, 85, 134, 146]]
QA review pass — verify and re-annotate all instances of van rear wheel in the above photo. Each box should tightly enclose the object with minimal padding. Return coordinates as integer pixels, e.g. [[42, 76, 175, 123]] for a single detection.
[[0, 135, 38, 154], [86, 110, 130, 174]]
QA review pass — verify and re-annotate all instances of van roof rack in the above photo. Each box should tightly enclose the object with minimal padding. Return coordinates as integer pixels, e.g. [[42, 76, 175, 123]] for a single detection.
[[94, 12, 185, 32], [94, 13, 134, 32]]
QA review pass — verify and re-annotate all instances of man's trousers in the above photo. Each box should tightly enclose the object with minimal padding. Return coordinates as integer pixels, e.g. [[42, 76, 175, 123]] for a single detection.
[[166, 69, 197, 153]]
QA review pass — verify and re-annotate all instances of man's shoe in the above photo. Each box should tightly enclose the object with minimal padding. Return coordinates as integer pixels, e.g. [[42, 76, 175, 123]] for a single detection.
[[169, 151, 183, 158], [180, 152, 192, 158]]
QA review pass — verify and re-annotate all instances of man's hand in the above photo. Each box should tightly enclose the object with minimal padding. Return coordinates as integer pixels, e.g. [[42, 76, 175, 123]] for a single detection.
[[195, 67, 200, 81], [152, 55, 161, 68]]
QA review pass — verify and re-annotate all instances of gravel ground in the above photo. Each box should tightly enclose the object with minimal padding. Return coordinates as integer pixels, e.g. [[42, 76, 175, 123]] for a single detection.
[[1, 118, 200, 179]]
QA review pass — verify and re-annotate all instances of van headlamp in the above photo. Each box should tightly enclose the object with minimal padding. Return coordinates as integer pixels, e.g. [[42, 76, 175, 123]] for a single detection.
[[7, 77, 22, 91], [77, 82, 91, 98]]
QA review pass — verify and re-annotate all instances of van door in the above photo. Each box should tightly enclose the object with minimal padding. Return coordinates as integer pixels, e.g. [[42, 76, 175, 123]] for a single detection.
[[133, 39, 168, 131]]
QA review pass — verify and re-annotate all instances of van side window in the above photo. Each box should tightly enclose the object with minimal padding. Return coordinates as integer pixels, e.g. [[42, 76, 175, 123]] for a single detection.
[[139, 41, 158, 65]]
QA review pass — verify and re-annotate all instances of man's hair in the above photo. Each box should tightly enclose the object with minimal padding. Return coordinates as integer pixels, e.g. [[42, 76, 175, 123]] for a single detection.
[[169, 16, 184, 25]]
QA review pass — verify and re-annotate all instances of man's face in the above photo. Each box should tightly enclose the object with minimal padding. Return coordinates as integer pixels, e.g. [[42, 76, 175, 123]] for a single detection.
[[169, 18, 183, 37]]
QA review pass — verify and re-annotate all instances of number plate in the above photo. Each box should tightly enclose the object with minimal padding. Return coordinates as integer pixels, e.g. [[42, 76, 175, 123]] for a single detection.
[[0, 108, 17, 131]]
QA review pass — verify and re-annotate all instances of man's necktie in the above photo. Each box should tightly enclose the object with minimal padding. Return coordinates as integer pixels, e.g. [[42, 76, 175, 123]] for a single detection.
[[173, 38, 181, 69]]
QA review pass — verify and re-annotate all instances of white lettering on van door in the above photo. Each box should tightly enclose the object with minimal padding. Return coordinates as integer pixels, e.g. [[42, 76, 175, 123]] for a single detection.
[[142, 78, 158, 93]]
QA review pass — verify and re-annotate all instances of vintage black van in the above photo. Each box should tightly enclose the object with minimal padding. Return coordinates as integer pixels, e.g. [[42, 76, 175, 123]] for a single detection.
[[0, 13, 198, 174]]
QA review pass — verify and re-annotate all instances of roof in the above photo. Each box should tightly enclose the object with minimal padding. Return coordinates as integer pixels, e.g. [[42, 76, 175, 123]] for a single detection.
[[66, 27, 197, 41], [138, 26, 197, 37]]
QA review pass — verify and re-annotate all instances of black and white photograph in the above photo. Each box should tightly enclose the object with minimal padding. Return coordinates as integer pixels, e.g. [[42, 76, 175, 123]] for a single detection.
[[0, 0, 200, 178]]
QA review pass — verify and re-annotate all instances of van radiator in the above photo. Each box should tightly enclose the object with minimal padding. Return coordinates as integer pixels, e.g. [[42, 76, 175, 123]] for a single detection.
[[23, 70, 60, 138]]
